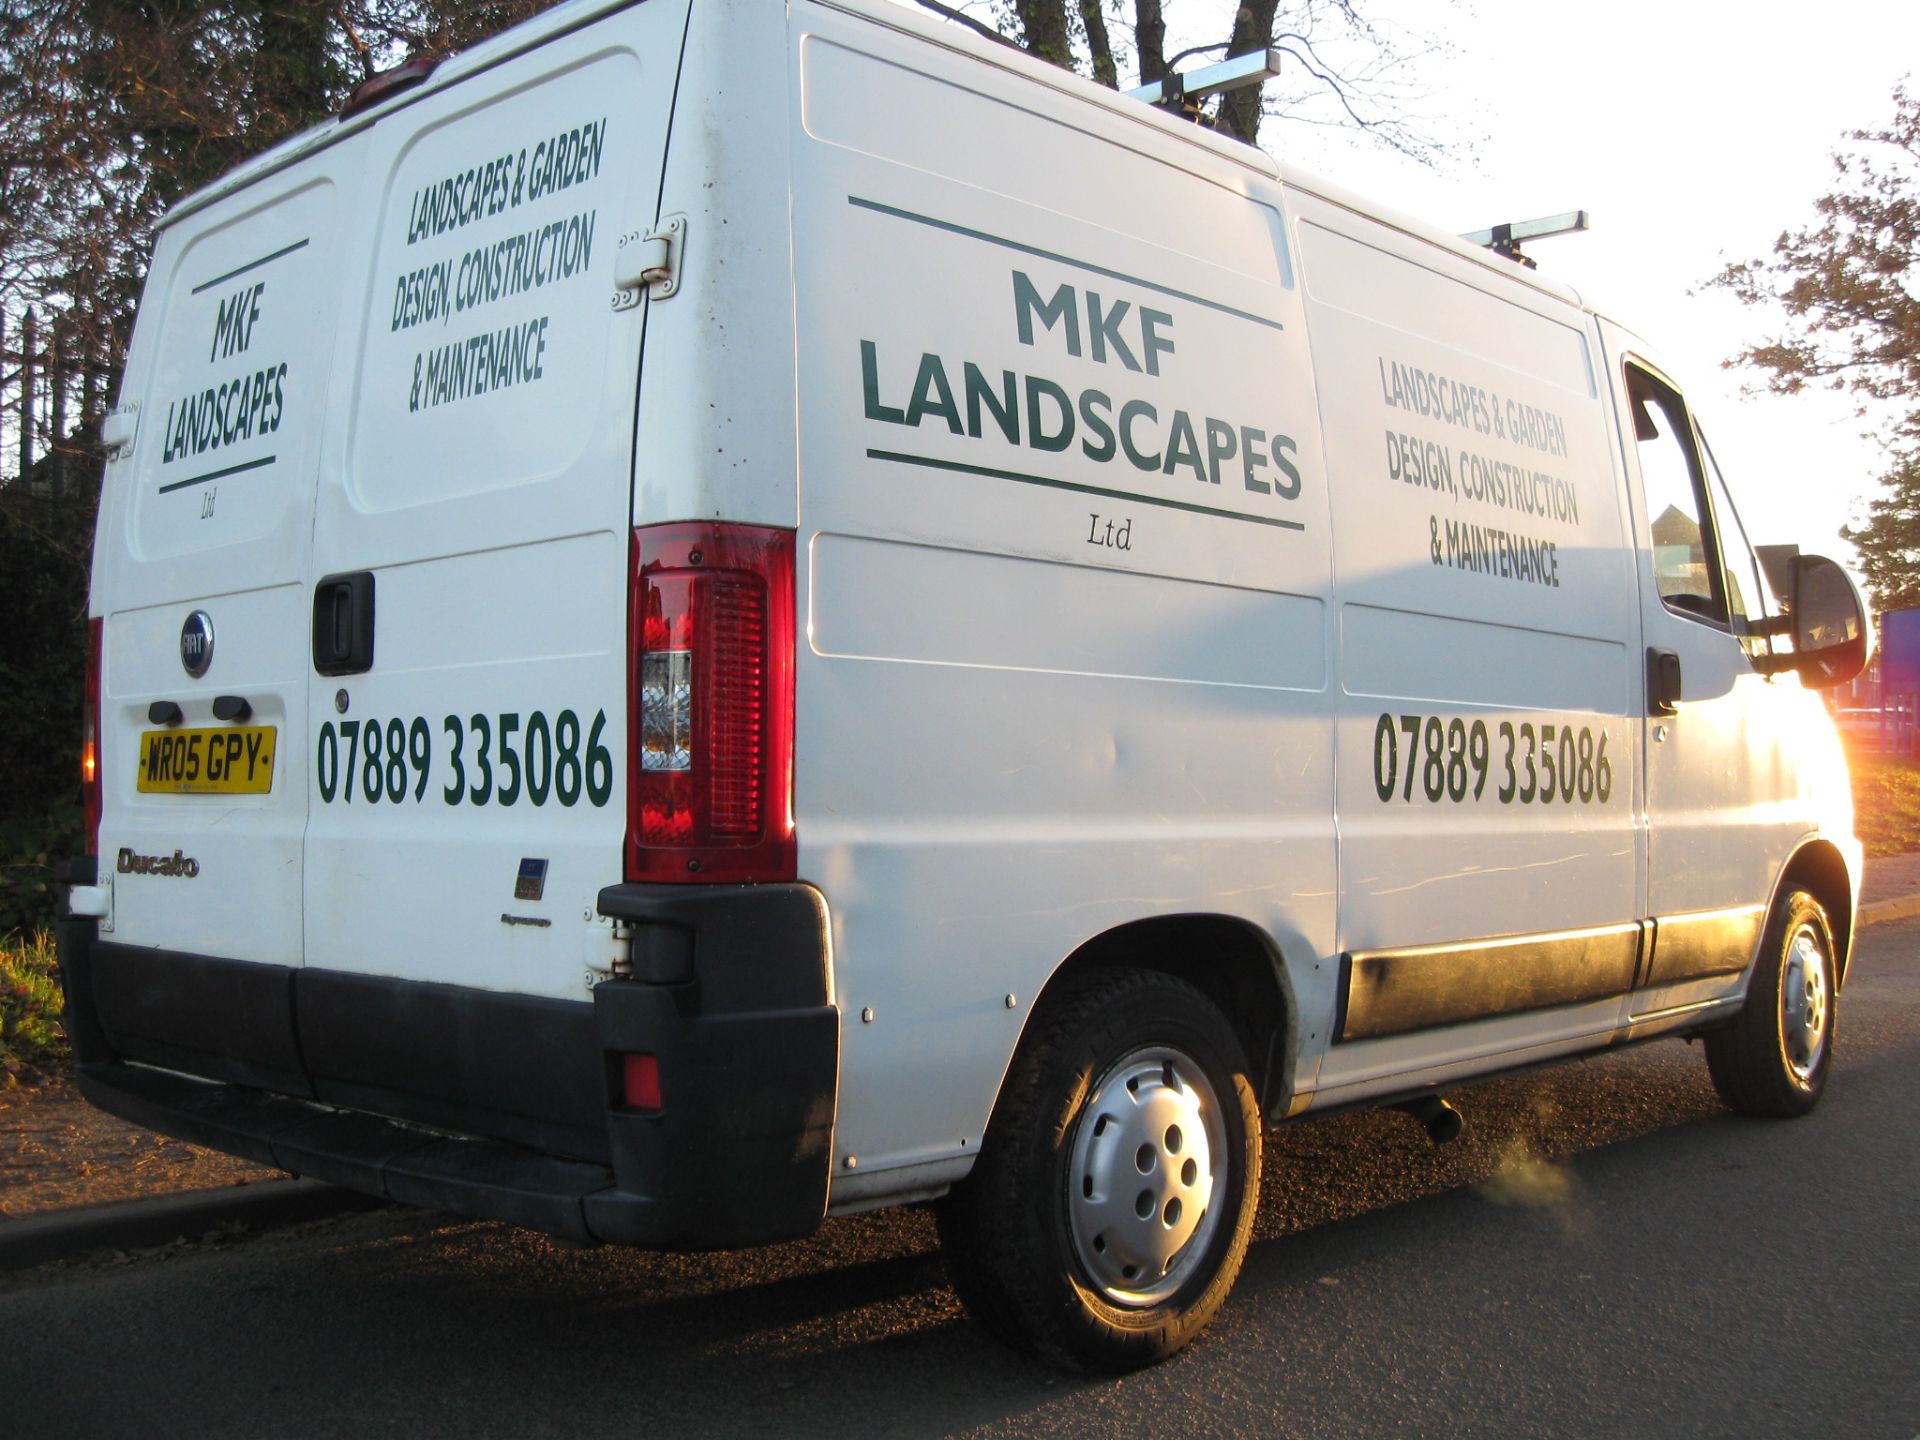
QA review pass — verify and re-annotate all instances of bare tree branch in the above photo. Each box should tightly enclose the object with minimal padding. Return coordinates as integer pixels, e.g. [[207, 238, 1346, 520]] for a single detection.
[[909, 0, 1019, 50]]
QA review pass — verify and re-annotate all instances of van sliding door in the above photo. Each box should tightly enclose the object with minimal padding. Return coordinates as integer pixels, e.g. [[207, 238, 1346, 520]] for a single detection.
[[1294, 196, 1645, 1080]]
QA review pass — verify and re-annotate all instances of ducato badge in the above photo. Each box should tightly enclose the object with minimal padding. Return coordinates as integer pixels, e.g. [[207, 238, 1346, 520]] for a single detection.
[[117, 847, 201, 878], [181, 610, 214, 678]]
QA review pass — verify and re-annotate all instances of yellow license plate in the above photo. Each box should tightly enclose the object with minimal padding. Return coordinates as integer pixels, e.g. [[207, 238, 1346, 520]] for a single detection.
[[136, 726, 277, 795]]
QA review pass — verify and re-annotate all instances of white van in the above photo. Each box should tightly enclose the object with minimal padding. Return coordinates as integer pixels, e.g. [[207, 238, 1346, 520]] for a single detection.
[[65, 0, 1869, 1371]]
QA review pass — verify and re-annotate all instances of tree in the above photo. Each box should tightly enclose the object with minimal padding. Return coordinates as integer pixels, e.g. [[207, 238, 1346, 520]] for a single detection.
[[0, 2, 558, 484], [913, 0, 1440, 153], [1710, 86, 1920, 455], [1710, 86, 1920, 612], [1841, 455, 1920, 614]]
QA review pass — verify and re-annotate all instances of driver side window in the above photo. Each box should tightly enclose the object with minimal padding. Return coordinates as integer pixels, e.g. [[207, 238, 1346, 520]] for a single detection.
[[1627, 365, 1725, 626]]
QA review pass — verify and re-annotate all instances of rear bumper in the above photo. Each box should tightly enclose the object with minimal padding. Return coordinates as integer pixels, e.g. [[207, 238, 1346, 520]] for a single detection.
[[57, 869, 838, 1249]]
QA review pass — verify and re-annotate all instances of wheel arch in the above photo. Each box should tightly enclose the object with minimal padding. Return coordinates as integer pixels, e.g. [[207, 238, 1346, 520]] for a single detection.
[[1026, 914, 1293, 1121], [1772, 839, 1856, 988]]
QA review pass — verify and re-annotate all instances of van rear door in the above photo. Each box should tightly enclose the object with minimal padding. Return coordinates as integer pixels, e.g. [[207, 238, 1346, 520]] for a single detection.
[[99, 176, 344, 970], [302, 1, 688, 1005]]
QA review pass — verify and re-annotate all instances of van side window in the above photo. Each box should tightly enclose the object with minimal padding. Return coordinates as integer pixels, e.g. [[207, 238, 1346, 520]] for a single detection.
[[1627, 366, 1725, 626]]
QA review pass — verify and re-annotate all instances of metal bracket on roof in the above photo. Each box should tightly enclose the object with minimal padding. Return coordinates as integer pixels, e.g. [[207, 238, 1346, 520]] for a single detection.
[[1125, 49, 1284, 116], [1460, 211, 1590, 269]]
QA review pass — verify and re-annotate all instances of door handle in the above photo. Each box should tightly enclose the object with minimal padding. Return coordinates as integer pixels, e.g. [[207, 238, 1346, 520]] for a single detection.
[[1647, 647, 1682, 716], [313, 571, 376, 676]]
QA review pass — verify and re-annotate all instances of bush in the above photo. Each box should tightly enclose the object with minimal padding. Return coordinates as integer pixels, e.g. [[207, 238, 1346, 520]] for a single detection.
[[0, 803, 82, 939], [0, 479, 97, 939], [0, 928, 67, 1088]]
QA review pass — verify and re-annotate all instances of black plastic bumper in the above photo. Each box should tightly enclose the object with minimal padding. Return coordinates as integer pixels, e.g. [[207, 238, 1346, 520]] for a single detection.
[[57, 869, 838, 1250]]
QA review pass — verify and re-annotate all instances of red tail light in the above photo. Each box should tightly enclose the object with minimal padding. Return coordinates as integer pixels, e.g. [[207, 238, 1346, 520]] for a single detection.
[[627, 523, 795, 884], [83, 617, 102, 855]]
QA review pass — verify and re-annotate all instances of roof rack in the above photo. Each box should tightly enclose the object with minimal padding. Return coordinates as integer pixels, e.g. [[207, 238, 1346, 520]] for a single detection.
[[1460, 211, 1589, 269], [1125, 49, 1283, 119]]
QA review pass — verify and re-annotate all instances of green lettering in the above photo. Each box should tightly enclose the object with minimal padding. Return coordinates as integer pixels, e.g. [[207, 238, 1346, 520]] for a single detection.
[[1141, 308, 1175, 377], [1119, 399, 1160, 471], [860, 340, 905, 424], [1162, 410, 1205, 483], [964, 363, 1019, 443], [1272, 434, 1302, 499], [1240, 426, 1270, 493], [1025, 375, 1074, 452], [906, 353, 962, 433], [1203, 418, 1236, 485], [1085, 291, 1140, 372], [1078, 390, 1116, 463], [1013, 272, 1080, 356]]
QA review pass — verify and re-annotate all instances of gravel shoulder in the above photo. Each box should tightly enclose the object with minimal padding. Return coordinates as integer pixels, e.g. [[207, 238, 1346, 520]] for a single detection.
[[0, 1078, 281, 1220]]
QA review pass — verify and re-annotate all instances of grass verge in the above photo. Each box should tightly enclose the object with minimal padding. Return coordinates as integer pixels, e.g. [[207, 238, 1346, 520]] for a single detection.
[[1847, 751, 1920, 858]]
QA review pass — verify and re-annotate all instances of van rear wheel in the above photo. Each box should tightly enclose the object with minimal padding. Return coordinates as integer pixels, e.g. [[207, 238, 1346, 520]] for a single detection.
[[936, 968, 1261, 1372], [1704, 888, 1836, 1117]]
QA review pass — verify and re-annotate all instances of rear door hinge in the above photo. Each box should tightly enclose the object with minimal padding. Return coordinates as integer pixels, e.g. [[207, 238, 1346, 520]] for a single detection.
[[583, 918, 633, 992], [612, 215, 686, 311]]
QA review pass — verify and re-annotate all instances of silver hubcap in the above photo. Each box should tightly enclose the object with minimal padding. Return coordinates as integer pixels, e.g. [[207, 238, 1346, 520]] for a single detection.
[[1781, 924, 1830, 1085], [1065, 1046, 1226, 1306]]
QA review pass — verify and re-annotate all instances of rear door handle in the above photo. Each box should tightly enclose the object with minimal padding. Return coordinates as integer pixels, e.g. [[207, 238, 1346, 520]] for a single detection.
[[313, 571, 376, 676]]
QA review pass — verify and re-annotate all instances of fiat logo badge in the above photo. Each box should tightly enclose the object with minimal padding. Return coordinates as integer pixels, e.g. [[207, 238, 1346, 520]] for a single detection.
[[180, 611, 215, 678]]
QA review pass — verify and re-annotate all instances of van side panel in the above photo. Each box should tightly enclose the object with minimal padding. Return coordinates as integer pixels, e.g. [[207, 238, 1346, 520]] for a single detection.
[[1289, 197, 1645, 1095], [790, 9, 1336, 1192], [630, 0, 800, 532]]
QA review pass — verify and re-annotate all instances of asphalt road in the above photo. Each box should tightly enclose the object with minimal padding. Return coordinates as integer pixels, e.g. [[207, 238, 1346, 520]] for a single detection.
[[6, 920, 1919, 1440]]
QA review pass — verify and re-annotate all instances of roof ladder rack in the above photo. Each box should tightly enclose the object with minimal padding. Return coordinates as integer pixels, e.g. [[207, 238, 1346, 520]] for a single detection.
[[1460, 210, 1589, 269]]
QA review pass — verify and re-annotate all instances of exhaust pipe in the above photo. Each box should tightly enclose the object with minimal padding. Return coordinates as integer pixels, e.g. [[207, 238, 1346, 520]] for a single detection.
[[1393, 1094, 1463, 1145]]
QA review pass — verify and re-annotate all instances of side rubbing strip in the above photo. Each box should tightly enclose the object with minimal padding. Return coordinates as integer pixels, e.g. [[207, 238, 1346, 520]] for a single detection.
[[1642, 905, 1766, 988], [1338, 922, 1645, 1043]]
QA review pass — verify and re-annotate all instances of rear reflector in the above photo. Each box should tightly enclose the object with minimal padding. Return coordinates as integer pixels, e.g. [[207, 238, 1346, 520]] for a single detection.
[[627, 524, 795, 884], [621, 1053, 663, 1112]]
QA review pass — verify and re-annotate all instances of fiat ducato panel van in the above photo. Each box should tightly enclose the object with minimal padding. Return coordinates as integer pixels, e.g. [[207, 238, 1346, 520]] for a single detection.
[[63, 0, 1870, 1370]]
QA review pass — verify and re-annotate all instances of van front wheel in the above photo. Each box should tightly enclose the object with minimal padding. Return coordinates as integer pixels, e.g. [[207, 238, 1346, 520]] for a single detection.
[[936, 968, 1261, 1372], [1704, 888, 1837, 1117]]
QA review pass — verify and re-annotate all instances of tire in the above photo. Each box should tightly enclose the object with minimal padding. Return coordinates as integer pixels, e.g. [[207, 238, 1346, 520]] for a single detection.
[[1704, 888, 1837, 1117], [936, 967, 1262, 1372]]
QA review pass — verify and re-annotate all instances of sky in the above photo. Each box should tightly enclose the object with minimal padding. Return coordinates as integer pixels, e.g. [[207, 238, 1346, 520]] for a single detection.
[[1248, 0, 1920, 567]]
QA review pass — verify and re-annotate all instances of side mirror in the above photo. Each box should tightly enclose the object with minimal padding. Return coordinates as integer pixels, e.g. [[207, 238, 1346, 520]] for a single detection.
[[1756, 553, 1871, 688]]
